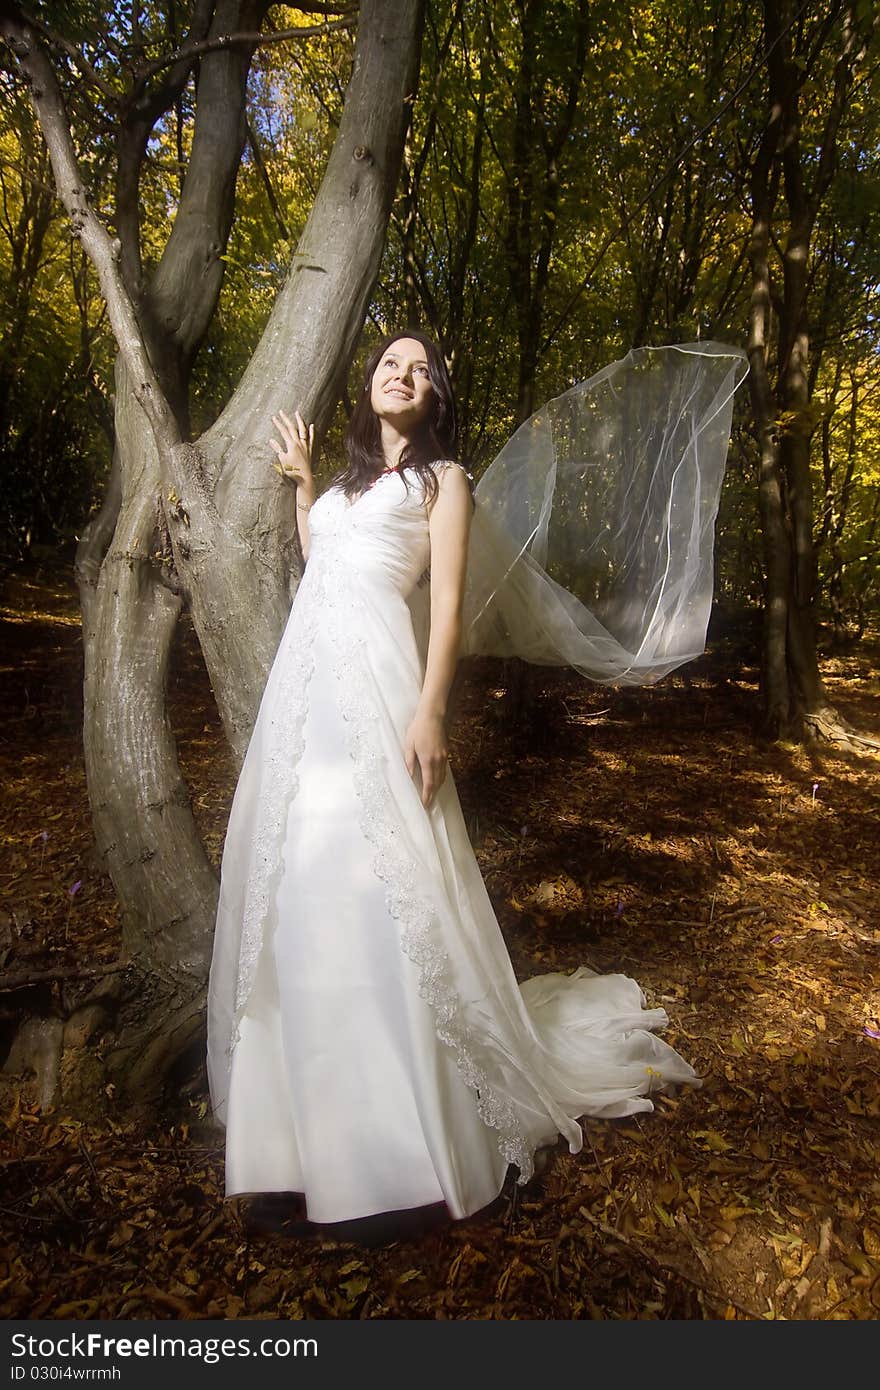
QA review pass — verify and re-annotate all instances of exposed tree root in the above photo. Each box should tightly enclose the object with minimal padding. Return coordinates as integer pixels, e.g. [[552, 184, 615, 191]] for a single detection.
[[802, 705, 880, 751], [3, 967, 206, 1120], [0, 961, 129, 993]]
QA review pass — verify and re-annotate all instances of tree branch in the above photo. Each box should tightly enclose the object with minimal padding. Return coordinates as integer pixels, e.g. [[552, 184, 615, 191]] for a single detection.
[[7, 4, 356, 104], [137, 12, 358, 85], [245, 113, 289, 239], [810, 2, 877, 216], [0, 10, 179, 450], [15, 4, 118, 101]]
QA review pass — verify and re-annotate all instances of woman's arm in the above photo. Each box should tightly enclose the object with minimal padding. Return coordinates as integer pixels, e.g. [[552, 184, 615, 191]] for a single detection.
[[404, 463, 473, 809]]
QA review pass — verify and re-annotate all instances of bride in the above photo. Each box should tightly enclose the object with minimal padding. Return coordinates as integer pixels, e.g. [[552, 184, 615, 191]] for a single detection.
[[206, 329, 745, 1237]]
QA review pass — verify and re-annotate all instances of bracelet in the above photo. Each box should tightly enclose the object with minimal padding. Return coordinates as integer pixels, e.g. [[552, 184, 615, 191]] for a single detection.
[[296, 500, 313, 512]]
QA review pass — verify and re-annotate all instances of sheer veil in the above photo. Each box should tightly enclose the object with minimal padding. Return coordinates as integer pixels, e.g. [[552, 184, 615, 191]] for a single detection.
[[455, 342, 749, 685]]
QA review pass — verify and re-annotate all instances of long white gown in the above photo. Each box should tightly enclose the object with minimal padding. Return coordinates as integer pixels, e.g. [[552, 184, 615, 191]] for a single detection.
[[206, 460, 700, 1225]]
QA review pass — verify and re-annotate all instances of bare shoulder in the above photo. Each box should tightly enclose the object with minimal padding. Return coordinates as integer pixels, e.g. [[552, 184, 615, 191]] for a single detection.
[[427, 459, 475, 515], [431, 458, 474, 480]]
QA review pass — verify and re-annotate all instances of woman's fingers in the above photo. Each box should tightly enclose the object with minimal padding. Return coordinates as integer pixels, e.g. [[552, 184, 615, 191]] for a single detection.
[[282, 408, 307, 439], [274, 410, 306, 446], [419, 754, 448, 808], [272, 412, 294, 444], [403, 721, 448, 808], [272, 409, 315, 458], [268, 407, 317, 487]]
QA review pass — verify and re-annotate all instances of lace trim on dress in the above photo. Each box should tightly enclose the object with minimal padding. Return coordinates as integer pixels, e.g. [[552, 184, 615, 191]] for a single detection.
[[225, 466, 534, 1182], [319, 475, 535, 1185], [227, 564, 320, 1061]]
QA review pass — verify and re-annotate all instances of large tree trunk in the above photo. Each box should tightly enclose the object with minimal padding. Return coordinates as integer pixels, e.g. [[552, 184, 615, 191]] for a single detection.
[[72, 0, 271, 1112], [746, 74, 791, 736], [748, 0, 874, 739], [778, 220, 826, 719], [2, 0, 425, 1116], [193, 0, 426, 758]]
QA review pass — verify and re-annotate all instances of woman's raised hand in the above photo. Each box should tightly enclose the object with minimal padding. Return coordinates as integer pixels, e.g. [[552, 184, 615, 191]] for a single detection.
[[269, 409, 316, 490]]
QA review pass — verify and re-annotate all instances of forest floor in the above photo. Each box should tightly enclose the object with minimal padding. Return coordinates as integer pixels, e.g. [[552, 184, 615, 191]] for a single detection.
[[0, 562, 878, 1321]]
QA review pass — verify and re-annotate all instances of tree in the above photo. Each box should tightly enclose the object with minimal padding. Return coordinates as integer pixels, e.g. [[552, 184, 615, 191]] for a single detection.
[[746, 0, 877, 737], [0, 0, 425, 1110]]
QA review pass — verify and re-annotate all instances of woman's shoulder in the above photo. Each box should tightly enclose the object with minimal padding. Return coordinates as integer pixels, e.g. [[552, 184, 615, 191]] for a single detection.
[[429, 458, 475, 481]]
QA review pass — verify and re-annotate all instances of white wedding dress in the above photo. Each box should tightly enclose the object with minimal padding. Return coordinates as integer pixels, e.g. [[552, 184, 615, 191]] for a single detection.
[[206, 459, 700, 1225]]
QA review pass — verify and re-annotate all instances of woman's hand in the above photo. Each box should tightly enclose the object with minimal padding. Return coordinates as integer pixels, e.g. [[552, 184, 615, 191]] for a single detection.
[[269, 409, 316, 491], [404, 710, 450, 810]]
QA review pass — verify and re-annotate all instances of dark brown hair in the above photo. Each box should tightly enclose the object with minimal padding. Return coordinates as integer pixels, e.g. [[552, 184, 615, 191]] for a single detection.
[[330, 329, 475, 509]]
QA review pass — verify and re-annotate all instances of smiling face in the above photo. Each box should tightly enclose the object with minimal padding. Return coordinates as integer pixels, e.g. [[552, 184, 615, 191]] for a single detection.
[[369, 337, 435, 432]]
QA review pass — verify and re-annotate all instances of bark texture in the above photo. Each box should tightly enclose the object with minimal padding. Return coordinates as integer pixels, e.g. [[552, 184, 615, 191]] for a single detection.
[[746, 0, 875, 737]]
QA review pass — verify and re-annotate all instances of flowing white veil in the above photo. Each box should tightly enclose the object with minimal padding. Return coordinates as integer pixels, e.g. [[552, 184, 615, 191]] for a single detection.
[[455, 341, 749, 684]]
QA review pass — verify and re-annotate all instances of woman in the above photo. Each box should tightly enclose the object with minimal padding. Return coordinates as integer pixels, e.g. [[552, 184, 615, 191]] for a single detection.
[[206, 329, 724, 1238]]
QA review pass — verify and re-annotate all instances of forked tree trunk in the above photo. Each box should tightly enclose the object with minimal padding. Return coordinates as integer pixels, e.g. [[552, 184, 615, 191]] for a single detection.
[[1, 0, 425, 1115]]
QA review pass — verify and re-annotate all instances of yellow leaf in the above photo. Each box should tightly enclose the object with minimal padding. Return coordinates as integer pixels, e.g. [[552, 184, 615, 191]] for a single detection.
[[842, 1250, 873, 1278], [719, 1205, 752, 1221], [693, 1129, 732, 1152], [340, 1276, 369, 1301]]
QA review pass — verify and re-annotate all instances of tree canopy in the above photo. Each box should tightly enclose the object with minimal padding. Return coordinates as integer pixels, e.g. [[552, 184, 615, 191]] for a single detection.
[[2, 2, 876, 639]]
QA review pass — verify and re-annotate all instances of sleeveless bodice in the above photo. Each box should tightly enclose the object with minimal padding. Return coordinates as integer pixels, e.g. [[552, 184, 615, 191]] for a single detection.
[[308, 471, 434, 598]]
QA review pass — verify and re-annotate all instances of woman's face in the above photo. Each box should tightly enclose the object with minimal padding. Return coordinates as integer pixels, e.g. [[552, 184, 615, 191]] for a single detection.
[[369, 338, 435, 431]]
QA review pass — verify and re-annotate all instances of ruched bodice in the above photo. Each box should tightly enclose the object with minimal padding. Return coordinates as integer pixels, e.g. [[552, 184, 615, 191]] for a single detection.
[[309, 471, 433, 598]]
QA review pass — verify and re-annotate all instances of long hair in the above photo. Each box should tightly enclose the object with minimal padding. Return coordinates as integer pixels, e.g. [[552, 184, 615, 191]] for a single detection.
[[330, 330, 475, 510]]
